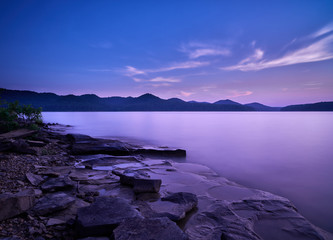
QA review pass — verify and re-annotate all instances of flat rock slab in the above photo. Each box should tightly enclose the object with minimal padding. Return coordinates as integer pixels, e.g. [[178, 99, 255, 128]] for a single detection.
[[113, 217, 189, 240], [69, 168, 119, 185], [33, 192, 76, 216], [185, 203, 261, 240], [133, 147, 186, 157], [0, 189, 35, 221], [41, 177, 74, 192], [38, 166, 74, 177], [80, 156, 141, 169], [0, 129, 37, 139], [76, 196, 142, 237], [26, 172, 44, 186], [115, 169, 162, 193], [142, 192, 198, 221], [70, 139, 131, 156]]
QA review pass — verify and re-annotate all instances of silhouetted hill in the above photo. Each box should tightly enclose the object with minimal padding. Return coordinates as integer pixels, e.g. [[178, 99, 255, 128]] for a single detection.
[[281, 102, 333, 111], [245, 102, 281, 111], [0, 89, 253, 111], [214, 99, 242, 105], [1, 88, 331, 111]]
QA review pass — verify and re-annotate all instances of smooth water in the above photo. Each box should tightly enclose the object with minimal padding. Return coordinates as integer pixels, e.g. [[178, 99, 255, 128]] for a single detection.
[[43, 112, 333, 232]]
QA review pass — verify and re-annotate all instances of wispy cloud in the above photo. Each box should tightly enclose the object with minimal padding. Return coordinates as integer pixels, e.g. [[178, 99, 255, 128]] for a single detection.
[[150, 77, 180, 83], [311, 22, 333, 38], [222, 23, 333, 71], [132, 76, 181, 83], [125, 66, 146, 76], [227, 90, 253, 98], [181, 42, 231, 59], [124, 61, 209, 77]]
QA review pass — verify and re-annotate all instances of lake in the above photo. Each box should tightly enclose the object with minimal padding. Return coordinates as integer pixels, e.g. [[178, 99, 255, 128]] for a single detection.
[[42, 112, 333, 233]]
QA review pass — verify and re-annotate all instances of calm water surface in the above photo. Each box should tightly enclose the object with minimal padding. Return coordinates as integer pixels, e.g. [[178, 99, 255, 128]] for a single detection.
[[43, 112, 333, 232]]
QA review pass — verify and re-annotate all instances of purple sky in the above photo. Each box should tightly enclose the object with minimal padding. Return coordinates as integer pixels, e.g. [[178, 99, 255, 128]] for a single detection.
[[1, 1, 333, 106]]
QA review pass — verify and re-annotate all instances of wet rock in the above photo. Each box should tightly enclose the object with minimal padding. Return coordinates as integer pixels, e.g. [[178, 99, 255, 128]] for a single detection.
[[41, 176, 74, 192], [115, 169, 161, 193], [0, 189, 35, 221], [162, 192, 198, 211], [133, 147, 186, 157], [185, 203, 261, 240], [113, 217, 189, 240], [133, 178, 162, 193], [33, 192, 75, 215], [26, 172, 44, 186], [81, 156, 140, 169], [69, 168, 119, 185], [70, 139, 130, 156], [66, 134, 94, 143], [231, 197, 326, 240], [116, 169, 150, 186], [76, 196, 141, 237], [138, 192, 198, 221]]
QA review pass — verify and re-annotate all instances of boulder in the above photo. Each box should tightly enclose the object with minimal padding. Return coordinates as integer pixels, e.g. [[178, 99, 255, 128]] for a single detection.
[[41, 176, 74, 192], [0, 189, 35, 221], [76, 196, 141, 237], [33, 192, 76, 216], [113, 217, 189, 240], [185, 203, 261, 240], [26, 172, 44, 186]]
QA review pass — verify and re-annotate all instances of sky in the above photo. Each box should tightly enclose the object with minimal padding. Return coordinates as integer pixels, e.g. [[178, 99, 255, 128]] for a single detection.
[[0, 0, 333, 106]]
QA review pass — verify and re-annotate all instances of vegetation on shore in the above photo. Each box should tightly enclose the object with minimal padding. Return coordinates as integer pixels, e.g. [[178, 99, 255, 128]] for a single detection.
[[0, 99, 43, 133]]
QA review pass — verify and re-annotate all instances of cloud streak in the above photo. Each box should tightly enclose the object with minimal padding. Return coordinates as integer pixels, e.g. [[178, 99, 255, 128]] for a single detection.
[[181, 42, 231, 59], [124, 61, 209, 77], [227, 90, 253, 98], [222, 24, 333, 71]]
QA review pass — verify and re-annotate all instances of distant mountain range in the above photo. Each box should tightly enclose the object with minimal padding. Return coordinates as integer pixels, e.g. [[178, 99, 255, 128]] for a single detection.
[[1, 88, 332, 111]]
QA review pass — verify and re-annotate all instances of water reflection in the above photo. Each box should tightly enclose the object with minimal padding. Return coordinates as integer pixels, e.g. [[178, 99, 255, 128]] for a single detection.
[[43, 112, 333, 232]]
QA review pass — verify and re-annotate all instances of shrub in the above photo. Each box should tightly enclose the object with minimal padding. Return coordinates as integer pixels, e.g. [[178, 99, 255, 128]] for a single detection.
[[0, 99, 43, 133]]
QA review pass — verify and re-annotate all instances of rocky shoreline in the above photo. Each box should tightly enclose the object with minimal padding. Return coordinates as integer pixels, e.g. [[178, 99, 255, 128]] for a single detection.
[[0, 125, 332, 240]]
